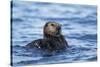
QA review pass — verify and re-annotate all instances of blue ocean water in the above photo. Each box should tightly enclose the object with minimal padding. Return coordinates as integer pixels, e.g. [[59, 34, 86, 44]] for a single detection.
[[11, 1, 97, 66]]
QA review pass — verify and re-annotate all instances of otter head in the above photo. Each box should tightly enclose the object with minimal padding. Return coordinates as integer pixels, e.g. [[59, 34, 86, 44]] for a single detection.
[[44, 22, 61, 38]]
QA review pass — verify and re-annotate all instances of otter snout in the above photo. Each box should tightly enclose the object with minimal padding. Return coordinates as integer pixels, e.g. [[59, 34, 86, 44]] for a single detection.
[[56, 26, 61, 30]]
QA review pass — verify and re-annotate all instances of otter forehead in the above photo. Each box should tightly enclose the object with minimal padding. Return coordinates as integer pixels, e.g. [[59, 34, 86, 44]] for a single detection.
[[46, 22, 61, 27]]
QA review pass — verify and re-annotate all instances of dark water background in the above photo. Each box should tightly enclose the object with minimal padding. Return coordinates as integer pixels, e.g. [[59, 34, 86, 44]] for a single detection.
[[11, 1, 97, 66]]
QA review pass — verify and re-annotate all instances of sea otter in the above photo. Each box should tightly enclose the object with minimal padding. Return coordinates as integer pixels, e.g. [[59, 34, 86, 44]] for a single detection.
[[26, 22, 68, 51]]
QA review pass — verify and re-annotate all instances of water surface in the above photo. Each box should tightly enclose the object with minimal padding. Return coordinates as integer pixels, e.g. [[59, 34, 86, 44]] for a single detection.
[[11, 1, 97, 66]]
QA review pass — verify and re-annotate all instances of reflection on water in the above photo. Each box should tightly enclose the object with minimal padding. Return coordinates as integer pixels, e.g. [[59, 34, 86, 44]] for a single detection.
[[11, 1, 97, 66]]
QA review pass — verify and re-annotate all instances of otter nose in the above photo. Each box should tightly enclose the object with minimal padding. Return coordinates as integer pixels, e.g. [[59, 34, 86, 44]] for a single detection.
[[57, 26, 61, 30]]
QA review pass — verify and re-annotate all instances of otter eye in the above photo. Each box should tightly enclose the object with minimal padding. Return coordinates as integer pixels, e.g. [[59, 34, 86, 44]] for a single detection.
[[51, 23, 55, 26]]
